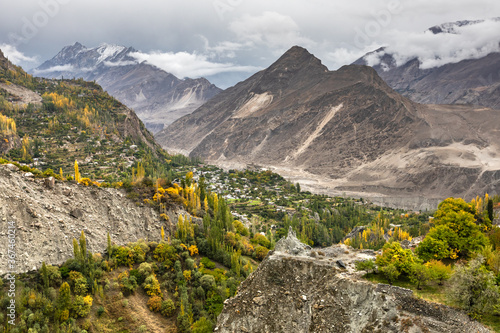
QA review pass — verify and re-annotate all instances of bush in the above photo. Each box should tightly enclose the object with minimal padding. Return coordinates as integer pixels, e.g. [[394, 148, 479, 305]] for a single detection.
[[447, 255, 499, 318], [192, 317, 213, 333], [200, 275, 216, 291], [355, 259, 376, 274], [97, 306, 105, 317], [200, 257, 215, 269], [161, 299, 176, 317], [254, 246, 269, 261], [147, 295, 163, 312]]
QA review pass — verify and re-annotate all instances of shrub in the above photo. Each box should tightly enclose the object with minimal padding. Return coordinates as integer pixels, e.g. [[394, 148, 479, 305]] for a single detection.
[[447, 256, 499, 318], [161, 299, 176, 317], [200, 257, 215, 269], [355, 259, 376, 274], [147, 295, 162, 312], [97, 306, 105, 317]]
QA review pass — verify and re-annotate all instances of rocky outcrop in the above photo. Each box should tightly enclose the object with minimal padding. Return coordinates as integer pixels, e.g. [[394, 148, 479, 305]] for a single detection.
[[216, 232, 491, 333], [0, 163, 184, 274], [274, 226, 311, 255]]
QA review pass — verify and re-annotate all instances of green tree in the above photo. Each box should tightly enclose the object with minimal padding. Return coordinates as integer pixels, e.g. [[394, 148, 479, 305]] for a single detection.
[[380, 264, 400, 285], [41, 262, 49, 292], [58, 282, 71, 310], [192, 317, 213, 333], [376, 242, 420, 275], [426, 260, 453, 285], [161, 299, 176, 317], [447, 256, 499, 318], [107, 232, 112, 260], [409, 263, 431, 290], [487, 199, 494, 224], [416, 198, 489, 260]]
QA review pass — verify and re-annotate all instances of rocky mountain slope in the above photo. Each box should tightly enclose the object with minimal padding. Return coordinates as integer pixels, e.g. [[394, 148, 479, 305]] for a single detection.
[[0, 162, 183, 274], [354, 19, 500, 109], [158, 46, 500, 201], [215, 229, 491, 332], [0, 47, 168, 181], [33, 43, 221, 132]]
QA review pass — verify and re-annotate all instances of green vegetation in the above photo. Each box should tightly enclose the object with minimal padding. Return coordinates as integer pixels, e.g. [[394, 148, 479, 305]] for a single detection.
[[356, 195, 500, 330]]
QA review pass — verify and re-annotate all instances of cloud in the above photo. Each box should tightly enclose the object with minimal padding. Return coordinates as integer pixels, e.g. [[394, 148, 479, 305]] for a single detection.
[[362, 18, 500, 69], [129, 51, 261, 78], [103, 60, 138, 67], [0, 44, 37, 65], [229, 12, 315, 50], [32, 64, 75, 75]]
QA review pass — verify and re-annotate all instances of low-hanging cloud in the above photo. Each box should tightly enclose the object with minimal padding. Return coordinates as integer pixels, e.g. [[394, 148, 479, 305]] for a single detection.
[[363, 18, 500, 70], [32, 64, 75, 75], [129, 51, 260, 78], [0, 44, 37, 65]]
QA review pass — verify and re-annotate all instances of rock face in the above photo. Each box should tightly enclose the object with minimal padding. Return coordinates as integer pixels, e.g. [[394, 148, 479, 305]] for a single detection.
[[274, 226, 311, 255], [33, 42, 221, 133], [158, 46, 500, 201], [354, 19, 500, 109], [0, 163, 183, 274], [216, 233, 491, 333]]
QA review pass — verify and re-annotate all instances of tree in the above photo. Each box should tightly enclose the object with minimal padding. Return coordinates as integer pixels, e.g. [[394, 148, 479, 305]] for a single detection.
[[200, 275, 216, 292], [41, 262, 49, 292], [416, 198, 489, 260], [161, 298, 176, 317], [376, 242, 420, 276], [107, 232, 112, 260], [144, 274, 161, 296], [74, 160, 81, 183], [192, 317, 213, 333], [426, 260, 452, 285], [409, 263, 431, 290], [254, 246, 269, 260], [147, 295, 163, 312], [380, 264, 400, 285], [58, 282, 71, 310], [487, 199, 494, 224], [72, 295, 93, 317], [447, 255, 499, 318]]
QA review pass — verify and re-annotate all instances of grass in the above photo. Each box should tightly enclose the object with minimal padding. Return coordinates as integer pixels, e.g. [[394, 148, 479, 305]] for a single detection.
[[362, 273, 500, 332], [363, 273, 448, 305]]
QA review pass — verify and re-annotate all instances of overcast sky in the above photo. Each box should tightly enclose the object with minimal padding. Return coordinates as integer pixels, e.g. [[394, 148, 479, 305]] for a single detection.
[[1, 0, 500, 88]]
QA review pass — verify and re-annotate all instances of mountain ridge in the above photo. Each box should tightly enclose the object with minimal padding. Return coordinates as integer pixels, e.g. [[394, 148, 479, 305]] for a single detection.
[[354, 19, 500, 109], [158, 46, 500, 201], [33, 42, 222, 133]]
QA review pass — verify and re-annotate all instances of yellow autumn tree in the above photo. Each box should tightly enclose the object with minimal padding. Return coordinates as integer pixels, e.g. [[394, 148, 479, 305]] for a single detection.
[[74, 160, 81, 183]]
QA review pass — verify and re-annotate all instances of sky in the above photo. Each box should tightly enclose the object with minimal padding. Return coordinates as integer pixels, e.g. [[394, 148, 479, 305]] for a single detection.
[[1, 0, 500, 88]]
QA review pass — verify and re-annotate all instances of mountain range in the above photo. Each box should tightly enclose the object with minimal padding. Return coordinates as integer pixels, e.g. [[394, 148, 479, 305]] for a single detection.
[[354, 19, 500, 109], [158, 46, 500, 202], [33, 42, 222, 133]]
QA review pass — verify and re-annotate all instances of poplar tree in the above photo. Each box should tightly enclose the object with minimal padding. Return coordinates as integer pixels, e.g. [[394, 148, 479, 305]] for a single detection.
[[74, 160, 81, 183]]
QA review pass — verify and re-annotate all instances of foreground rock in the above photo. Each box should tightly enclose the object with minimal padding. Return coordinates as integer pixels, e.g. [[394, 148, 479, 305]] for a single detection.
[[215, 232, 491, 332], [0, 164, 183, 274]]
